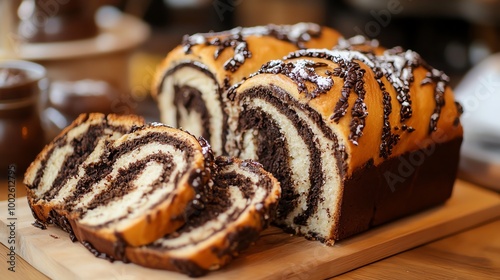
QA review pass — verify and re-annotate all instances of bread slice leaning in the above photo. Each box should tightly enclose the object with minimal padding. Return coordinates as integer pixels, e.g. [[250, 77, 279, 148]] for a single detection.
[[126, 156, 281, 277], [24, 116, 211, 259]]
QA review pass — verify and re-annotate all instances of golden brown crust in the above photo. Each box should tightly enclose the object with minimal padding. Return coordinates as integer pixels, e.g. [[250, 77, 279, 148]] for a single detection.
[[69, 170, 197, 257], [151, 24, 343, 99], [233, 49, 463, 175]]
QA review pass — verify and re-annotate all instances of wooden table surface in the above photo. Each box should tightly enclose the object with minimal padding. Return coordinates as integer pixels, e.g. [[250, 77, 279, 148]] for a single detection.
[[0, 178, 498, 280]]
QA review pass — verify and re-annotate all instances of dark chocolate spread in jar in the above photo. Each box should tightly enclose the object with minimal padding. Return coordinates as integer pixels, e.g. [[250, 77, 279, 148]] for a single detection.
[[0, 60, 46, 177]]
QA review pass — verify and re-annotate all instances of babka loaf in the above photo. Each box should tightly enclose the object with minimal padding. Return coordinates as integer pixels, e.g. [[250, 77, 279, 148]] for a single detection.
[[24, 116, 212, 258], [25, 114, 281, 276], [226, 48, 463, 243], [152, 23, 342, 155], [126, 156, 281, 277]]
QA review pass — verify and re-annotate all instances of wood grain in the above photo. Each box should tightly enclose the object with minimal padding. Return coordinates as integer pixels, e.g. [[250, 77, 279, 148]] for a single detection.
[[336, 219, 500, 280], [0, 180, 499, 279]]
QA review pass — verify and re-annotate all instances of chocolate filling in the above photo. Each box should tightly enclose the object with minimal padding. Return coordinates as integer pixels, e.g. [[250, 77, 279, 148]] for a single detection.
[[159, 62, 229, 155], [237, 85, 324, 224], [42, 125, 105, 200], [174, 85, 211, 142], [29, 119, 74, 191], [82, 153, 176, 225], [239, 107, 295, 219], [158, 61, 217, 95], [147, 157, 274, 277], [30, 114, 133, 199], [160, 176, 232, 246], [66, 131, 198, 212], [152, 157, 271, 250], [212, 225, 261, 258]]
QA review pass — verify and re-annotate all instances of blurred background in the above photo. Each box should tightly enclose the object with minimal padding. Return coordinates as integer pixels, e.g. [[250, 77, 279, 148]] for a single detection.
[[0, 0, 499, 188]]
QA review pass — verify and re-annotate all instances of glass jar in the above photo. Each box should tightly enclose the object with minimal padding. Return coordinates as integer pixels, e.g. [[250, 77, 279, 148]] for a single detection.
[[0, 60, 47, 177]]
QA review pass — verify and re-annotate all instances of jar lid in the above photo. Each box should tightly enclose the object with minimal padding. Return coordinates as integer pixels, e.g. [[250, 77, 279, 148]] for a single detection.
[[0, 60, 46, 101]]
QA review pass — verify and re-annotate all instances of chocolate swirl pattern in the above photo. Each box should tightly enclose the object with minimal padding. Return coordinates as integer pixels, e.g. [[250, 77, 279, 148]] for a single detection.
[[153, 23, 342, 155], [227, 48, 463, 243], [126, 156, 280, 277], [24, 113, 144, 223], [25, 117, 211, 259], [25, 114, 281, 276]]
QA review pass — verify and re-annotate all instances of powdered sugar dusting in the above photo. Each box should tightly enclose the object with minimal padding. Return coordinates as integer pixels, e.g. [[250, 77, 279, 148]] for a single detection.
[[181, 23, 323, 72], [255, 59, 333, 98], [336, 35, 379, 51]]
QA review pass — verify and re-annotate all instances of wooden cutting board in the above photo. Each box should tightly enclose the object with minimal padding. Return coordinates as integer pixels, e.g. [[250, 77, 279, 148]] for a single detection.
[[1, 180, 499, 279]]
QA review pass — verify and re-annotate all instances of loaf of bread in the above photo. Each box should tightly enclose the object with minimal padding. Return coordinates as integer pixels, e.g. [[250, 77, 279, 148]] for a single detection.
[[24, 21, 464, 276], [24, 114, 212, 258], [152, 23, 343, 155], [226, 48, 463, 242], [126, 156, 280, 277], [25, 113, 281, 276], [153, 22, 463, 244]]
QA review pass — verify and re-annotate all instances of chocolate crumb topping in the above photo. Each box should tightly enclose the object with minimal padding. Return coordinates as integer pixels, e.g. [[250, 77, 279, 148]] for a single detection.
[[370, 67, 398, 158], [252, 47, 448, 157], [182, 31, 250, 73], [151, 156, 272, 252], [182, 23, 322, 72], [257, 60, 333, 98], [329, 59, 367, 145], [82, 241, 116, 262], [32, 220, 47, 230], [48, 209, 77, 242], [223, 76, 231, 91], [421, 68, 450, 133]]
